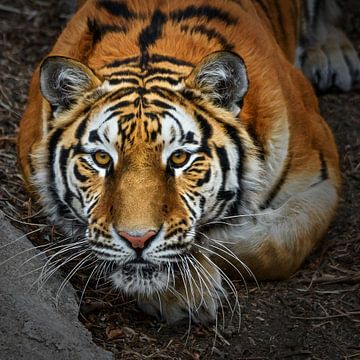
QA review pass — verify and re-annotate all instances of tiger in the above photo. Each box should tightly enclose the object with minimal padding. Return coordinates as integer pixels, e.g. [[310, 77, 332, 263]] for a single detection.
[[18, 0, 359, 324]]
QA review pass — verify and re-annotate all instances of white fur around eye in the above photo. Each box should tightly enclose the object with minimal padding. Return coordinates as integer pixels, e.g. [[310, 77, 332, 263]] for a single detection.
[[80, 153, 112, 176], [161, 106, 201, 166]]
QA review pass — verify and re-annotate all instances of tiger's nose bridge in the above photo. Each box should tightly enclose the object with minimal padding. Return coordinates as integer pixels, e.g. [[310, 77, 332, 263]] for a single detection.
[[112, 164, 166, 231]]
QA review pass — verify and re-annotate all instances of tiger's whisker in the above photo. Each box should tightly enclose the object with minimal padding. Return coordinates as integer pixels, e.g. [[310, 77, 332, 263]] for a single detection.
[[0, 227, 44, 251], [188, 255, 227, 330], [197, 231, 258, 287], [78, 261, 101, 314], [34, 249, 90, 293], [55, 253, 94, 304], [17, 241, 88, 279]]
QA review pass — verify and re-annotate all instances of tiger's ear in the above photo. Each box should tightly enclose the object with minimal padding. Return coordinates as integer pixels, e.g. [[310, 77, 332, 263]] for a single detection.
[[40, 56, 100, 115], [186, 51, 249, 116]]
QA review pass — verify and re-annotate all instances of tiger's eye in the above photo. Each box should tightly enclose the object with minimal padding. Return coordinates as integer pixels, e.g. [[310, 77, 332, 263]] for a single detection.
[[170, 150, 190, 168], [93, 151, 111, 168]]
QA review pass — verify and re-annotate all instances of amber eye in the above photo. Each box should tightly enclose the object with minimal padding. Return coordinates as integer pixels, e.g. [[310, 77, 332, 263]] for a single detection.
[[92, 151, 111, 168], [169, 150, 190, 168]]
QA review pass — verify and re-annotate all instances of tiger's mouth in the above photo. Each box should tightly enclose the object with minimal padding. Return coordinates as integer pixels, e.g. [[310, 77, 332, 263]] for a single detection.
[[121, 260, 164, 277], [110, 260, 170, 295]]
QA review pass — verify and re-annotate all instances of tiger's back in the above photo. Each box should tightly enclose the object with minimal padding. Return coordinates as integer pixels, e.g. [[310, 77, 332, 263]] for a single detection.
[[18, 0, 357, 323]]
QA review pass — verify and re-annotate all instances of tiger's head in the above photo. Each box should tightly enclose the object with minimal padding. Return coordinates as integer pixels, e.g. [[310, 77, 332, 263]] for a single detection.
[[33, 51, 261, 298]]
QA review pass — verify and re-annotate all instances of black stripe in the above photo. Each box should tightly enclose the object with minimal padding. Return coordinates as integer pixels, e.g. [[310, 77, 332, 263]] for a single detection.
[[74, 164, 88, 182], [196, 113, 213, 156], [216, 146, 230, 173], [319, 152, 329, 181], [180, 24, 234, 51], [152, 99, 175, 110], [181, 89, 203, 103], [214, 197, 234, 219], [190, 156, 206, 165], [105, 87, 138, 102], [138, 10, 168, 69], [75, 116, 88, 140], [96, 1, 137, 20], [150, 54, 194, 67], [162, 110, 185, 140], [149, 130, 157, 141], [87, 18, 127, 44], [184, 131, 198, 145], [217, 190, 236, 202], [187, 168, 203, 174], [223, 124, 245, 204], [110, 70, 139, 77], [145, 76, 180, 86], [147, 67, 181, 76], [146, 86, 174, 101], [78, 158, 94, 171], [59, 147, 84, 215], [120, 113, 135, 122], [104, 110, 122, 123], [59, 147, 70, 183], [144, 112, 159, 122], [109, 78, 140, 85], [170, 5, 237, 26], [180, 194, 197, 219], [260, 154, 292, 209], [216, 146, 230, 191], [196, 168, 211, 186], [106, 100, 131, 113], [86, 198, 99, 216], [48, 129, 64, 212], [215, 146, 237, 205], [61, 148, 88, 219], [89, 130, 101, 143], [199, 195, 206, 214], [104, 57, 139, 68]]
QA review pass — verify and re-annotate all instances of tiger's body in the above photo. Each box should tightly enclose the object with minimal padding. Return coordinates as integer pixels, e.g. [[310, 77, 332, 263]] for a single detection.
[[18, 0, 359, 323]]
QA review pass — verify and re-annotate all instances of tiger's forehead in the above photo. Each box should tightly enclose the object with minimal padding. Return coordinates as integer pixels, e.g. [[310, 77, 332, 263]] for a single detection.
[[83, 92, 201, 153], [98, 56, 194, 86]]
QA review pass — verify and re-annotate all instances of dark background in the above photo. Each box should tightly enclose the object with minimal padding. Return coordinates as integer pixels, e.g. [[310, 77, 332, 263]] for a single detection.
[[0, 1, 359, 359]]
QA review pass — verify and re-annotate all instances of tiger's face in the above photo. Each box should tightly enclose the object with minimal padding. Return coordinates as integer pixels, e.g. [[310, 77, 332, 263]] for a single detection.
[[34, 52, 258, 297]]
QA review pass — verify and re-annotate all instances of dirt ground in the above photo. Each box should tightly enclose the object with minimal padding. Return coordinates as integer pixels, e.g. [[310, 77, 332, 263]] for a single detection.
[[0, 1, 359, 359]]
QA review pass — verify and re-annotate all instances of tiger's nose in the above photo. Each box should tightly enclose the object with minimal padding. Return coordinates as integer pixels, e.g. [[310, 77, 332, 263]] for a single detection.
[[118, 230, 157, 249]]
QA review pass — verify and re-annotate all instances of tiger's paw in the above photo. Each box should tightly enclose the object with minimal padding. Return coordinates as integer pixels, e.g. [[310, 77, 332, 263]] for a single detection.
[[138, 293, 220, 324], [300, 27, 360, 92]]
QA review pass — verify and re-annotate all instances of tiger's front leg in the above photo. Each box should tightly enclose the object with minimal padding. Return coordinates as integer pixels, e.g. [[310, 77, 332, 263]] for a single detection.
[[298, 0, 360, 91], [206, 178, 339, 281], [138, 252, 224, 324]]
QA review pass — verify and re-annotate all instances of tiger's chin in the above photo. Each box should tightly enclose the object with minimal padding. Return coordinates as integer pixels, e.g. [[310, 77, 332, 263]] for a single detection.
[[110, 263, 169, 297], [109, 257, 223, 324]]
